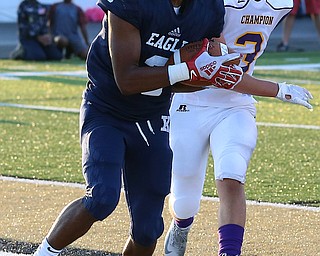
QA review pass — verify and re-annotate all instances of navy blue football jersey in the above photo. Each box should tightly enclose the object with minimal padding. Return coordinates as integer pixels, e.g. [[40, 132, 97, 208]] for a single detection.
[[84, 0, 225, 121]]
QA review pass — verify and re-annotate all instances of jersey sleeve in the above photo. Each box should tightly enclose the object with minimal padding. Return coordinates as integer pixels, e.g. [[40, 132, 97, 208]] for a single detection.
[[97, 0, 141, 29], [208, 0, 225, 37]]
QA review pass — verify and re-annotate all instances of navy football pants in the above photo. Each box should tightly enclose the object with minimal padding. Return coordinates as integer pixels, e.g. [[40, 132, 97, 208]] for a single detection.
[[79, 100, 172, 246], [20, 39, 62, 61]]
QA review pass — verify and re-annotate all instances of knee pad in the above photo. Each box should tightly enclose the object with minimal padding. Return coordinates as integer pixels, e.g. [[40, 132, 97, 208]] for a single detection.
[[215, 152, 248, 183], [82, 183, 120, 220], [170, 195, 201, 219]]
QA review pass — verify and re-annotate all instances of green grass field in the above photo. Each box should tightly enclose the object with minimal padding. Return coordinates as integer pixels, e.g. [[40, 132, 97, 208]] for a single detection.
[[0, 51, 319, 207]]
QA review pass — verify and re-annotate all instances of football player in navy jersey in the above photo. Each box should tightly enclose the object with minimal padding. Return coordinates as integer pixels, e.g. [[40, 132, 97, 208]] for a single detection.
[[34, 0, 312, 255]]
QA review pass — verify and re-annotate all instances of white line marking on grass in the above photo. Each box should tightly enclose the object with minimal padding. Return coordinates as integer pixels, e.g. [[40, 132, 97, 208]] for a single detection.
[[1, 102, 320, 130], [284, 57, 311, 62], [0, 175, 84, 188], [0, 102, 79, 113], [0, 63, 319, 80], [255, 63, 320, 71], [0, 252, 26, 255], [0, 70, 87, 79], [256, 122, 320, 130], [1, 176, 319, 212], [0, 253, 30, 256], [201, 196, 320, 212]]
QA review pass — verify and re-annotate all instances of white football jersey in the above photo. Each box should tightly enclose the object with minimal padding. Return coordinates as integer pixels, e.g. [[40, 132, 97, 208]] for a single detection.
[[173, 0, 293, 107]]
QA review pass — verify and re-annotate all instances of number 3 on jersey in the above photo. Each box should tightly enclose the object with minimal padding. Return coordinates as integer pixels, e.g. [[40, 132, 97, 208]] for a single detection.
[[235, 32, 264, 73]]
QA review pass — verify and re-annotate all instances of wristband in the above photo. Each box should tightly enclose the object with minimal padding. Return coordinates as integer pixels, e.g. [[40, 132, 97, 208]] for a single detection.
[[276, 82, 284, 99], [168, 63, 190, 85]]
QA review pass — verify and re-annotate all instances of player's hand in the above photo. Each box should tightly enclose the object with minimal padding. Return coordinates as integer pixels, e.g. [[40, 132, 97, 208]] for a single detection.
[[185, 38, 243, 86], [207, 64, 243, 89], [276, 82, 313, 109], [37, 34, 52, 46]]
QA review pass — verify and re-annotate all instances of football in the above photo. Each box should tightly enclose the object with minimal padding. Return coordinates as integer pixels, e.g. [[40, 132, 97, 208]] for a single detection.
[[167, 39, 241, 86]]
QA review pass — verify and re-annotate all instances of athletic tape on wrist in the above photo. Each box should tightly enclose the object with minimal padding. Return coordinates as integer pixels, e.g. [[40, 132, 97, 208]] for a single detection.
[[168, 62, 190, 85]]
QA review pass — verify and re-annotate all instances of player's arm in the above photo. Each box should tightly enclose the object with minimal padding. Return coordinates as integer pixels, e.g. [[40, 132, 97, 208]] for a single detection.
[[207, 35, 313, 109], [204, 65, 313, 109], [232, 75, 278, 96], [108, 12, 171, 95], [78, 7, 90, 46], [108, 12, 240, 95], [234, 76, 313, 109], [48, 4, 55, 31]]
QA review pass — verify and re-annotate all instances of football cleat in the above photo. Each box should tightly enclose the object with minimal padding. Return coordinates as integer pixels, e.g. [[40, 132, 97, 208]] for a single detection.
[[164, 220, 191, 256]]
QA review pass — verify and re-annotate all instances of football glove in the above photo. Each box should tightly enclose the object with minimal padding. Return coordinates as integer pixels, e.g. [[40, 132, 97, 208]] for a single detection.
[[276, 82, 313, 109], [206, 64, 243, 89], [185, 38, 243, 86]]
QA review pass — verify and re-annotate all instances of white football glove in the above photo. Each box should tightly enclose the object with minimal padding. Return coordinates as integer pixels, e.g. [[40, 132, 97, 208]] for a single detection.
[[276, 82, 313, 109]]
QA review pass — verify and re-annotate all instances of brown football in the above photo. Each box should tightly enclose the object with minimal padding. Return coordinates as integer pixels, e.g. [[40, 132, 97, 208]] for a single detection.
[[167, 39, 241, 86]]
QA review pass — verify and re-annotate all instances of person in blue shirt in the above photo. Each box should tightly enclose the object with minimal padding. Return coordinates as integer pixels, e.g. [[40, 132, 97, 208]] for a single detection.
[[33, 0, 312, 255], [10, 0, 62, 61], [48, 0, 89, 60]]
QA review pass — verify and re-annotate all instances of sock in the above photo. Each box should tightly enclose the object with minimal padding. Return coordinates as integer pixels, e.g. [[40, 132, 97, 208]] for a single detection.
[[218, 224, 244, 256], [175, 217, 194, 228], [34, 238, 62, 256]]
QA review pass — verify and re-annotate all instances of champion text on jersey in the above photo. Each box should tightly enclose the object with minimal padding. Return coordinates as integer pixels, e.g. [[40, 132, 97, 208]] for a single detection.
[[241, 15, 274, 25]]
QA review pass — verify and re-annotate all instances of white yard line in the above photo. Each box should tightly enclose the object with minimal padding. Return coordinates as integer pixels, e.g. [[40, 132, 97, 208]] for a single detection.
[[1, 176, 319, 212], [0, 70, 87, 80], [0, 253, 28, 256], [255, 63, 320, 71], [255, 122, 320, 130], [0, 253, 24, 256], [1, 102, 319, 130], [0, 63, 319, 80], [0, 102, 79, 113]]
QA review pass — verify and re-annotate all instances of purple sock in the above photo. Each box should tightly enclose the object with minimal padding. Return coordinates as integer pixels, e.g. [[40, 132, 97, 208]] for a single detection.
[[218, 224, 244, 255], [175, 217, 194, 228]]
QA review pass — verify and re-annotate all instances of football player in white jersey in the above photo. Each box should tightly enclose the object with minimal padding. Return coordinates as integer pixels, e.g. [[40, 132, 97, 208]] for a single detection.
[[164, 1, 311, 256]]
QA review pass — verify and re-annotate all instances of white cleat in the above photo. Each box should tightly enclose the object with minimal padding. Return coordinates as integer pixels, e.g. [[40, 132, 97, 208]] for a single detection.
[[164, 220, 191, 256]]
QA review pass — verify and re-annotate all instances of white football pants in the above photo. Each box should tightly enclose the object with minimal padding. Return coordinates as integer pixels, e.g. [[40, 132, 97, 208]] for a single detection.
[[169, 100, 257, 219]]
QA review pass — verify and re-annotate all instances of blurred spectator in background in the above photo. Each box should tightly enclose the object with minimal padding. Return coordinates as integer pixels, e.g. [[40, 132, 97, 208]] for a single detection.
[[277, 0, 320, 51], [10, 0, 63, 61], [49, 0, 90, 60]]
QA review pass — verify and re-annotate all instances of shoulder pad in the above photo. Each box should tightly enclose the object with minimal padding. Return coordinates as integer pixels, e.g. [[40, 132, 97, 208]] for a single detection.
[[266, 0, 293, 9], [224, 0, 249, 8]]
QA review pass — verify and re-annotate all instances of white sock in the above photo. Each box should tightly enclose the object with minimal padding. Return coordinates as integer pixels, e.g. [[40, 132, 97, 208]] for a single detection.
[[34, 238, 62, 256]]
